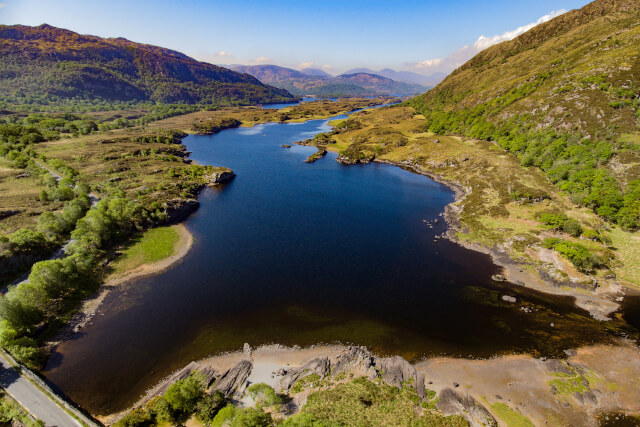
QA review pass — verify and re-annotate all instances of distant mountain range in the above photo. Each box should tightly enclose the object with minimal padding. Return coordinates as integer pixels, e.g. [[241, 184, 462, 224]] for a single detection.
[[343, 68, 446, 87], [228, 64, 430, 97], [0, 24, 296, 106]]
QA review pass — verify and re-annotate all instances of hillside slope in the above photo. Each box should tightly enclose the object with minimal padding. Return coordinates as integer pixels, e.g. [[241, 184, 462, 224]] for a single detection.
[[0, 24, 295, 106], [410, 0, 640, 229]]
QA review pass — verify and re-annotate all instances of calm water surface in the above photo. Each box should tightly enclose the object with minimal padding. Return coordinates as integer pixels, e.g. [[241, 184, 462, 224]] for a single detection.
[[43, 117, 639, 414]]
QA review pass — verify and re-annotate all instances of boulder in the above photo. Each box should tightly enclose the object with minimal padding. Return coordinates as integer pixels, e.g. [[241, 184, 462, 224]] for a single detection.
[[200, 367, 218, 388], [212, 360, 253, 398], [333, 347, 377, 380], [436, 388, 497, 427], [377, 356, 419, 392], [276, 357, 330, 392], [208, 170, 235, 185], [165, 198, 199, 223]]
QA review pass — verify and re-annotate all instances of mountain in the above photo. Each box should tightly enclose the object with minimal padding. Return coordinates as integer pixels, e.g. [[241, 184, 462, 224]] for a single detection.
[[410, 0, 640, 228], [344, 68, 444, 86], [0, 24, 295, 106], [334, 73, 427, 95], [229, 64, 307, 82], [300, 68, 333, 78], [229, 65, 427, 97]]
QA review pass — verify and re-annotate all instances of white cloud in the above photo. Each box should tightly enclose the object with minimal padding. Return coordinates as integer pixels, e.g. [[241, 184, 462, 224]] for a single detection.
[[321, 64, 332, 71], [406, 9, 566, 76], [254, 56, 272, 63], [297, 61, 315, 69], [192, 51, 236, 65]]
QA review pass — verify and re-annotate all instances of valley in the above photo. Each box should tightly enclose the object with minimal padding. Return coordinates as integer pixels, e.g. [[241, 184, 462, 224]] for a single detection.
[[0, 0, 640, 425]]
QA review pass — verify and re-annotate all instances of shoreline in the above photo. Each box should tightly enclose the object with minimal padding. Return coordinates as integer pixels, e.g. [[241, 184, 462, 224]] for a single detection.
[[105, 340, 640, 426], [45, 224, 194, 350], [371, 157, 625, 320]]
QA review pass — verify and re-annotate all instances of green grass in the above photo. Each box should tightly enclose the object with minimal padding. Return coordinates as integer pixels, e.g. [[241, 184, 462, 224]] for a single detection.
[[283, 377, 468, 427], [0, 391, 41, 426], [488, 401, 534, 427], [549, 376, 589, 396], [609, 226, 640, 286], [110, 225, 181, 274]]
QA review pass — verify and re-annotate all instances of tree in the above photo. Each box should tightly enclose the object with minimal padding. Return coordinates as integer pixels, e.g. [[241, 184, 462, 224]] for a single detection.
[[196, 391, 226, 425], [164, 374, 205, 416]]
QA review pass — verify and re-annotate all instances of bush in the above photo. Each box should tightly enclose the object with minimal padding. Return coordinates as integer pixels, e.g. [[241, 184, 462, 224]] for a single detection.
[[246, 383, 282, 409], [543, 238, 599, 272], [164, 374, 205, 418], [562, 219, 583, 237], [113, 408, 155, 427], [196, 391, 226, 425], [211, 404, 236, 427], [230, 408, 273, 427], [539, 213, 567, 230]]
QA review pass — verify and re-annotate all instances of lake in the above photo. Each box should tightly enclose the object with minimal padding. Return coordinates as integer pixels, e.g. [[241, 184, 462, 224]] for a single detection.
[[43, 115, 639, 415]]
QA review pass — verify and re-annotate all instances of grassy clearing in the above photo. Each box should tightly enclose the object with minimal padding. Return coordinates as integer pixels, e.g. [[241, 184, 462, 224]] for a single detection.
[[0, 158, 61, 234], [109, 225, 181, 275], [609, 227, 640, 286]]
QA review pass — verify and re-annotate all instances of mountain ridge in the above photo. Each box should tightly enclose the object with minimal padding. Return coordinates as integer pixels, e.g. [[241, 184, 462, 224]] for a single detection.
[[0, 24, 296, 106], [229, 64, 428, 97], [410, 0, 640, 229]]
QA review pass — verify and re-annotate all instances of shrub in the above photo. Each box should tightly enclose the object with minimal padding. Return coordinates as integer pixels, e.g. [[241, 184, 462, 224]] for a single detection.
[[196, 391, 226, 425], [539, 213, 568, 230], [543, 238, 599, 272], [562, 219, 583, 237], [113, 408, 155, 427], [230, 408, 273, 427], [246, 383, 282, 409], [164, 374, 205, 416], [211, 404, 236, 427]]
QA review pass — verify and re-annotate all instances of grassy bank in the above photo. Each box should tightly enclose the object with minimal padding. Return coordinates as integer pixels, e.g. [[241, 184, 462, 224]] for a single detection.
[[109, 225, 184, 276]]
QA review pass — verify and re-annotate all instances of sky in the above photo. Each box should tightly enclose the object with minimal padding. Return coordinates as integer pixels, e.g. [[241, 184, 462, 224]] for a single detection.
[[0, 0, 591, 76]]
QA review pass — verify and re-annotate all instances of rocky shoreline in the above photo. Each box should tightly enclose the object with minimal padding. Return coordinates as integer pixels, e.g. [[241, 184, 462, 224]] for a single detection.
[[371, 158, 625, 320], [107, 341, 640, 426]]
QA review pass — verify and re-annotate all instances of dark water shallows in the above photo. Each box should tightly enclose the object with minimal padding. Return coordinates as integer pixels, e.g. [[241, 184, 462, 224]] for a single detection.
[[44, 118, 638, 414]]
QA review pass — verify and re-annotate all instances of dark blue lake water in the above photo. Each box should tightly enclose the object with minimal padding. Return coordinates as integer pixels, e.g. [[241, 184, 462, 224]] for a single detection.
[[44, 117, 638, 415]]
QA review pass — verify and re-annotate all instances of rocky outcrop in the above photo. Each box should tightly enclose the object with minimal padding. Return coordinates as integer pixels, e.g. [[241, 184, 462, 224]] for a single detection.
[[437, 388, 497, 427], [276, 357, 331, 392], [277, 347, 425, 398], [211, 359, 253, 398], [150, 362, 200, 398], [304, 149, 327, 163], [207, 170, 236, 185], [336, 153, 375, 165], [165, 198, 199, 223], [332, 346, 378, 380], [377, 356, 426, 399]]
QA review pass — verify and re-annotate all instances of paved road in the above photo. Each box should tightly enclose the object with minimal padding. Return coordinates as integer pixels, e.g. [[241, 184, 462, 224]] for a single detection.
[[0, 356, 83, 426]]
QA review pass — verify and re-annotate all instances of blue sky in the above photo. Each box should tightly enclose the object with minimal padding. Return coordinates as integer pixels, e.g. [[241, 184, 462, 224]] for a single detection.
[[0, 0, 590, 75]]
